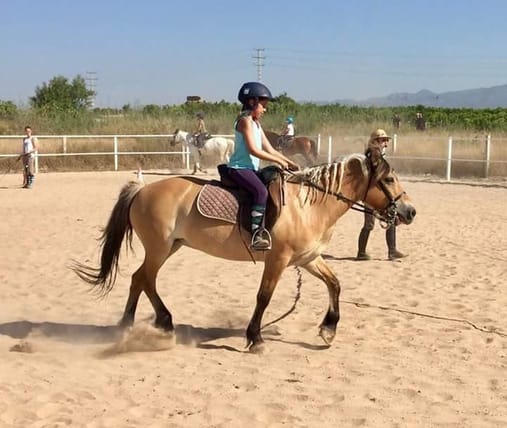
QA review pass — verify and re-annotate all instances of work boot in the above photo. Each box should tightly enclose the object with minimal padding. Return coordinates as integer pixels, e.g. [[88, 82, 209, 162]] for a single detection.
[[386, 226, 407, 260], [250, 228, 271, 251], [356, 228, 371, 261]]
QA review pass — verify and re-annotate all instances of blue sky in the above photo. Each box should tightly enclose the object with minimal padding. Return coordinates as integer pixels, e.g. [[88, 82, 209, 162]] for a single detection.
[[2, 0, 507, 107]]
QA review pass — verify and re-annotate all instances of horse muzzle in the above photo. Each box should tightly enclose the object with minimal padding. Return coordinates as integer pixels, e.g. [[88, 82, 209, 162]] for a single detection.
[[396, 203, 416, 225]]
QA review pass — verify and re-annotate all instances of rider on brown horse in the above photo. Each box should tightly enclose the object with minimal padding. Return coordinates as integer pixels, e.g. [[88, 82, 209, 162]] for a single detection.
[[278, 115, 295, 150]]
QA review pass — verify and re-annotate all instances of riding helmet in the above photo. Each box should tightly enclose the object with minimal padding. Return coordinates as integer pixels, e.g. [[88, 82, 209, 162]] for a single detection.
[[286, 116, 294, 123], [237, 82, 273, 105]]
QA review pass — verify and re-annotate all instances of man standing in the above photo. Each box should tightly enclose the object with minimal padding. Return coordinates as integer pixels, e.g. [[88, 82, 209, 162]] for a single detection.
[[356, 129, 406, 261]]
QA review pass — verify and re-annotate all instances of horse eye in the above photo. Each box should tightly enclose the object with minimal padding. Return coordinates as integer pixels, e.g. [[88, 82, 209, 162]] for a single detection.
[[384, 176, 395, 184]]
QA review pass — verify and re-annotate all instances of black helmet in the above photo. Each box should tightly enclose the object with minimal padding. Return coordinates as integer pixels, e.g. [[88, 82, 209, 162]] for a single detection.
[[195, 111, 205, 119], [237, 81, 273, 105]]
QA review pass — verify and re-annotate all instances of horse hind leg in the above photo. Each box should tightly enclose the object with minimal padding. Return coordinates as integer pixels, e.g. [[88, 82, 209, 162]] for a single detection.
[[118, 264, 146, 329], [120, 242, 182, 332]]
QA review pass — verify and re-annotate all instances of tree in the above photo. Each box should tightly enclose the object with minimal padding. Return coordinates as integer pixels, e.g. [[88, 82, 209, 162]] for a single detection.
[[0, 100, 18, 118], [30, 75, 94, 112]]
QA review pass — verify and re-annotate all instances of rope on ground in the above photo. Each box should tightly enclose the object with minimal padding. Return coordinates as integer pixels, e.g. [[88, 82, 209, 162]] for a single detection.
[[342, 299, 507, 338], [261, 266, 302, 330]]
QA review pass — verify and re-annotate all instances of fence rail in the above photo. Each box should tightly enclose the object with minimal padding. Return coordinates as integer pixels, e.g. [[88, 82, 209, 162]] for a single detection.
[[1, 133, 506, 180]]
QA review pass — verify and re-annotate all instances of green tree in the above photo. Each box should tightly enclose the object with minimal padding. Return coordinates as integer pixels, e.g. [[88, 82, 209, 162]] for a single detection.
[[30, 75, 94, 113], [0, 100, 18, 118]]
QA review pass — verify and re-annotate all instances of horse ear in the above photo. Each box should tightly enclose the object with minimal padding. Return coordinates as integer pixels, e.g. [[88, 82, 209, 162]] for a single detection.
[[345, 155, 368, 179], [368, 147, 383, 167]]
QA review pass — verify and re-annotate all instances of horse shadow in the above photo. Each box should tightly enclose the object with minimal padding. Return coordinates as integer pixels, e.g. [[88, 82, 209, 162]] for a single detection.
[[322, 253, 357, 261], [0, 320, 330, 352], [0, 319, 244, 347]]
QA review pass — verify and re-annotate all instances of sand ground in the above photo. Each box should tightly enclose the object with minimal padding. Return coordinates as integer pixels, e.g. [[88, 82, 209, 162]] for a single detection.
[[0, 170, 506, 428]]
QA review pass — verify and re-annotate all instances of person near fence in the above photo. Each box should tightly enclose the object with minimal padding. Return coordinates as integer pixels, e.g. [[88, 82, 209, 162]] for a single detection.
[[226, 81, 299, 251], [194, 112, 209, 148], [18, 126, 38, 189], [356, 128, 406, 261], [392, 113, 401, 130], [415, 112, 426, 131]]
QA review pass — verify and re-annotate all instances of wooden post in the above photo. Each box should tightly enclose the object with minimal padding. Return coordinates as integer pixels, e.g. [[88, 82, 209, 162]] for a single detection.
[[327, 136, 332, 164]]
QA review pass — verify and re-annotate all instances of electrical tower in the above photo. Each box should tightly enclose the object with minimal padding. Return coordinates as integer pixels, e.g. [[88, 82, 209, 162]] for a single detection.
[[252, 48, 265, 81], [85, 71, 98, 108]]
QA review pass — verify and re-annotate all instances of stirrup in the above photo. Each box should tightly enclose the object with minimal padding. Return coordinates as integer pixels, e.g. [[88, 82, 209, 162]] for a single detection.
[[250, 228, 272, 251]]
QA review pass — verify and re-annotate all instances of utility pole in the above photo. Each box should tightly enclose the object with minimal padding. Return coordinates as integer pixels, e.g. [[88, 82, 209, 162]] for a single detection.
[[252, 48, 265, 81], [85, 71, 98, 108]]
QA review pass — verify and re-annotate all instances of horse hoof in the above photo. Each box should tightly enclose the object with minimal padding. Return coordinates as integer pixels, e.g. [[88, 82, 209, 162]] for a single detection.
[[319, 326, 336, 345], [249, 342, 269, 355]]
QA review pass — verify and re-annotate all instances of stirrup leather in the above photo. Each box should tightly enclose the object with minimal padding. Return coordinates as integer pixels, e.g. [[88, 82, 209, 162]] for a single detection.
[[250, 228, 272, 251]]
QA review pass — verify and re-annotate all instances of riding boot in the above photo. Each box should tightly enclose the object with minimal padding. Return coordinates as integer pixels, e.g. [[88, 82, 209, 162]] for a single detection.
[[386, 226, 406, 260], [356, 228, 371, 260]]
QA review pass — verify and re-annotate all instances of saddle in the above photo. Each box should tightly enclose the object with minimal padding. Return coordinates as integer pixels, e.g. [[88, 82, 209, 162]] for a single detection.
[[196, 165, 285, 233], [194, 132, 212, 149], [277, 135, 294, 151]]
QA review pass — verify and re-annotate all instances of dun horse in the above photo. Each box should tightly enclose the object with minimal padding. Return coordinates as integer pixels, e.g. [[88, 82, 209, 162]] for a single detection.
[[171, 129, 234, 174], [264, 130, 318, 165], [73, 149, 416, 353]]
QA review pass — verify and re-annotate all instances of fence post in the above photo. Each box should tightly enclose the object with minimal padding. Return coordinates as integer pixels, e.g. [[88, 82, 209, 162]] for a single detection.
[[113, 135, 119, 171], [35, 150, 39, 174], [317, 134, 321, 155], [484, 134, 491, 178], [446, 136, 453, 181], [327, 136, 332, 163], [393, 133, 397, 153], [63, 136, 67, 154]]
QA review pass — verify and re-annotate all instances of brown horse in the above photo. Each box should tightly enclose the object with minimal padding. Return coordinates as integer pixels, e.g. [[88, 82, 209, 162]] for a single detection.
[[72, 149, 416, 353], [264, 130, 318, 165]]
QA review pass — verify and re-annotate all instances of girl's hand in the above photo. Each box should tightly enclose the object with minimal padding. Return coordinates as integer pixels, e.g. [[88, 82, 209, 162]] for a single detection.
[[287, 160, 300, 171]]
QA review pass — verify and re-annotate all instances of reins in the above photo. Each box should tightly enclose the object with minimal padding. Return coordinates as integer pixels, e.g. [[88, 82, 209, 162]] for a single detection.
[[284, 158, 404, 229]]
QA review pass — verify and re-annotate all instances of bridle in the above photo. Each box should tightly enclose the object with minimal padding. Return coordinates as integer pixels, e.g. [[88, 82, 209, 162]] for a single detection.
[[285, 157, 405, 228]]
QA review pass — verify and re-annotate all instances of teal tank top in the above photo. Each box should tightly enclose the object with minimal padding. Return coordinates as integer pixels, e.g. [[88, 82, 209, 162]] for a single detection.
[[228, 115, 262, 170]]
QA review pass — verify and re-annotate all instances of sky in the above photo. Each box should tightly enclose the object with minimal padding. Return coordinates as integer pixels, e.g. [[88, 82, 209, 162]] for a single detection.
[[2, 0, 507, 108]]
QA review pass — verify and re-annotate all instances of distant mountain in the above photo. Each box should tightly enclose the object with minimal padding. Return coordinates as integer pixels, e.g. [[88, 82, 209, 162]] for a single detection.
[[331, 84, 507, 109]]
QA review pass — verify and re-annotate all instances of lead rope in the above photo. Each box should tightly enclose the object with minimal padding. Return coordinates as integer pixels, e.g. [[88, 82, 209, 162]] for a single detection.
[[261, 266, 302, 330]]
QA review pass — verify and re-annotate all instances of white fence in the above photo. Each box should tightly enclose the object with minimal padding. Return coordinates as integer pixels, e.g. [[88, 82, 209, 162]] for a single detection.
[[1, 133, 505, 180]]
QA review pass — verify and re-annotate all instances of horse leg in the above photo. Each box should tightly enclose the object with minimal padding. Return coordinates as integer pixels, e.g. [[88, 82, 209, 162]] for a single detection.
[[302, 255, 341, 345], [118, 264, 146, 328], [246, 256, 289, 353]]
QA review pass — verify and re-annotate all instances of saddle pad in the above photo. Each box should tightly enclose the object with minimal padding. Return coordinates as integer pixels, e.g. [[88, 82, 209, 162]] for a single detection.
[[197, 183, 239, 224]]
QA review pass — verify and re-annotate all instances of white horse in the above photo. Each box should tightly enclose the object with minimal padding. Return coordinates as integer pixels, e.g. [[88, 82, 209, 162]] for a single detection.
[[171, 129, 234, 174]]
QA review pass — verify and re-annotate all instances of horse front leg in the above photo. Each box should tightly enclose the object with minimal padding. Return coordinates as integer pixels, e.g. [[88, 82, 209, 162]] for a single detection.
[[302, 255, 341, 345], [246, 256, 289, 354]]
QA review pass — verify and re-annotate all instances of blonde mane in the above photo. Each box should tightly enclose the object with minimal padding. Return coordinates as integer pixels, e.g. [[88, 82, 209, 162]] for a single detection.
[[287, 153, 366, 204]]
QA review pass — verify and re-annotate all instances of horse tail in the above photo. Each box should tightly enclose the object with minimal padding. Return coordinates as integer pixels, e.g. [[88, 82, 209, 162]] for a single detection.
[[227, 139, 235, 157], [71, 180, 144, 296]]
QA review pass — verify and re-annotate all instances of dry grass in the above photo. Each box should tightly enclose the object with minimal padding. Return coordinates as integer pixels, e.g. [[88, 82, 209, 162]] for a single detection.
[[1, 126, 506, 178]]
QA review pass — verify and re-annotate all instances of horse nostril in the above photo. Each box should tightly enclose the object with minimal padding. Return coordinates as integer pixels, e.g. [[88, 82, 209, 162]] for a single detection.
[[410, 208, 417, 219]]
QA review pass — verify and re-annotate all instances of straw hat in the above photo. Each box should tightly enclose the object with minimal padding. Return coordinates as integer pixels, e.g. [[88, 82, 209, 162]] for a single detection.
[[368, 129, 391, 148]]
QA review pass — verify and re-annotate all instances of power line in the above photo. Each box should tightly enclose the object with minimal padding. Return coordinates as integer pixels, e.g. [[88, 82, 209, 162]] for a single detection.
[[85, 71, 98, 108], [252, 48, 265, 81]]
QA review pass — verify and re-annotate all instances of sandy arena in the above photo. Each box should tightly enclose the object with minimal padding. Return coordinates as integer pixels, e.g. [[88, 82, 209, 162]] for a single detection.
[[0, 170, 506, 427]]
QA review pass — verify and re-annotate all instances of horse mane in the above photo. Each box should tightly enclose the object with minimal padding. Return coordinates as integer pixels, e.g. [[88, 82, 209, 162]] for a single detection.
[[287, 158, 349, 204], [286, 152, 393, 205]]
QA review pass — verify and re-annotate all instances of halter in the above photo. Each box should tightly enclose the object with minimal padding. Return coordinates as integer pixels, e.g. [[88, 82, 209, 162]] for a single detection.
[[285, 157, 405, 228]]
